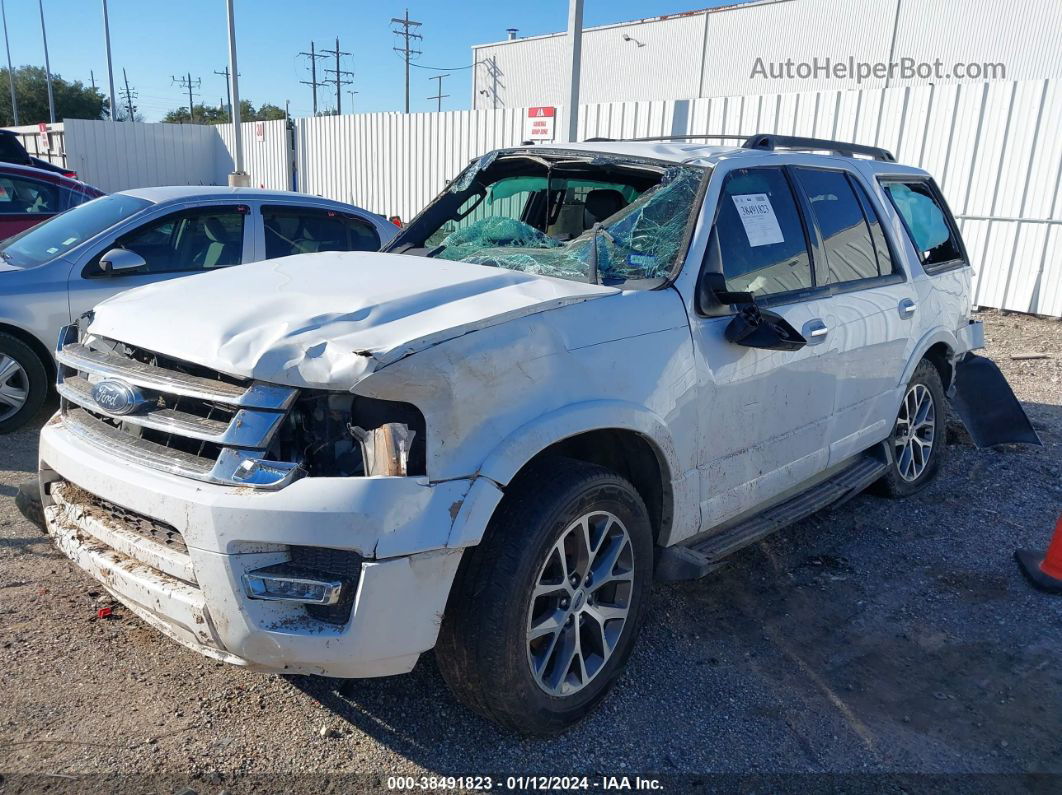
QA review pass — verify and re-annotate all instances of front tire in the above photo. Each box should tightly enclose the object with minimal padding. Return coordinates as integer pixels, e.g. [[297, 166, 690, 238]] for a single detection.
[[877, 359, 948, 497], [436, 457, 653, 736], [0, 333, 48, 434]]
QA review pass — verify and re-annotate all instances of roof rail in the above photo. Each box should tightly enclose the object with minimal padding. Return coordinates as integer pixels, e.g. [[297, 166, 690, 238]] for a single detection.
[[577, 132, 896, 162], [742, 134, 895, 162]]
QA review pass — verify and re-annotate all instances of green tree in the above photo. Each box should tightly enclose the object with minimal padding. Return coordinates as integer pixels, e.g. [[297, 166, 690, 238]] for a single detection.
[[163, 103, 228, 124], [0, 65, 107, 126], [162, 99, 286, 125], [255, 103, 286, 121]]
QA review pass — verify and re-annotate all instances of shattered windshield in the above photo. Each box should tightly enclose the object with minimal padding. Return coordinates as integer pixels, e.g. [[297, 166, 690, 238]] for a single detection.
[[392, 154, 706, 287]]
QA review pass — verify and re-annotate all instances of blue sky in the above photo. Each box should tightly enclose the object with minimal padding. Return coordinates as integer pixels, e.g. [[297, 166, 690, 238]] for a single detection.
[[2, 1, 739, 121]]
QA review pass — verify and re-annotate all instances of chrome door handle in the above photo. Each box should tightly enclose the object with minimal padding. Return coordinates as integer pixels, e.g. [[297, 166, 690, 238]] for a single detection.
[[899, 298, 917, 317]]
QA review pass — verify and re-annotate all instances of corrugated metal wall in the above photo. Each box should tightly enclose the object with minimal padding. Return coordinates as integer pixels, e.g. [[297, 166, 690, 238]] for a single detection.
[[216, 119, 293, 191], [60, 119, 218, 193], [294, 108, 528, 219], [472, 0, 1062, 108]]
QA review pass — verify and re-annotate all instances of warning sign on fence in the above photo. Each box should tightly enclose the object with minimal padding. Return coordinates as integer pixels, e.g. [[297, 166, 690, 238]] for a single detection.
[[523, 107, 556, 141]]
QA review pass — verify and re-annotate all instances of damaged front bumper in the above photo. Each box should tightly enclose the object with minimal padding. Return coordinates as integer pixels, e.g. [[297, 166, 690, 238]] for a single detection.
[[37, 415, 486, 678]]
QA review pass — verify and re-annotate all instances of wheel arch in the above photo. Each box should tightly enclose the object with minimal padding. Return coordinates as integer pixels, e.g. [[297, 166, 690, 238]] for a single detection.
[[0, 322, 55, 382], [473, 401, 688, 547], [899, 327, 959, 392]]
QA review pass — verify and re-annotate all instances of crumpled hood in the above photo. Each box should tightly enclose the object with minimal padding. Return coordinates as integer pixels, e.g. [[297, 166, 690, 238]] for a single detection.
[[89, 251, 617, 389]]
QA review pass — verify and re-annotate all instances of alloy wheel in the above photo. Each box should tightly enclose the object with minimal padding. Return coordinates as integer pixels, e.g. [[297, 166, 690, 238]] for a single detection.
[[0, 354, 29, 423], [893, 382, 936, 482], [526, 510, 635, 697]]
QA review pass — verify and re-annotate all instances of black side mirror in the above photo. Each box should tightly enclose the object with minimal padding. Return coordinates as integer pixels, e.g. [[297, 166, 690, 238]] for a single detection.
[[725, 304, 806, 352]]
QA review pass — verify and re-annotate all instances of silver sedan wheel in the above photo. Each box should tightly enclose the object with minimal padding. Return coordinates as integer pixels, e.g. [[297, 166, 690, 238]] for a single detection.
[[526, 510, 635, 697], [893, 382, 936, 482], [0, 354, 29, 423]]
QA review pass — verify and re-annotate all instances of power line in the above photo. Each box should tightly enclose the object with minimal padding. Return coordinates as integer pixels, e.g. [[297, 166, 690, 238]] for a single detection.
[[119, 67, 137, 121], [213, 65, 238, 118], [298, 41, 327, 115], [390, 9, 422, 113], [171, 72, 201, 122], [320, 37, 353, 115], [427, 73, 449, 112]]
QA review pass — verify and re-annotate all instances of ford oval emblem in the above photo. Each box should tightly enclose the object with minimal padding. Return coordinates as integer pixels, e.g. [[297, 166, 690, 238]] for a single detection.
[[90, 379, 145, 416]]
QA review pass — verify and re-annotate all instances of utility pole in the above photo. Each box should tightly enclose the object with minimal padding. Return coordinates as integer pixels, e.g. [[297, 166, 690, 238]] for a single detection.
[[172, 72, 201, 123], [298, 41, 327, 115], [213, 65, 237, 118], [428, 73, 449, 112], [38, 0, 56, 123], [225, 0, 247, 185], [102, 0, 117, 122], [390, 9, 422, 113], [119, 68, 136, 121], [89, 70, 96, 91], [565, 0, 584, 141], [320, 37, 352, 115], [1, 0, 17, 125]]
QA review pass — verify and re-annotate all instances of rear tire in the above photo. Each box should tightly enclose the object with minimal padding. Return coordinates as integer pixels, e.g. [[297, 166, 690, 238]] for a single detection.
[[0, 333, 48, 434], [436, 457, 653, 736], [876, 359, 947, 497]]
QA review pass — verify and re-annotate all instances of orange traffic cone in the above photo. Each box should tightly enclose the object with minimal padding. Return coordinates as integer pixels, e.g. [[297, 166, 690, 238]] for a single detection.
[[1015, 514, 1062, 593]]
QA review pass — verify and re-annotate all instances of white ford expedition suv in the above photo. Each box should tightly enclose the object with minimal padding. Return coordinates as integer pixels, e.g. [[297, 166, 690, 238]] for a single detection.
[[28, 135, 1037, 735]]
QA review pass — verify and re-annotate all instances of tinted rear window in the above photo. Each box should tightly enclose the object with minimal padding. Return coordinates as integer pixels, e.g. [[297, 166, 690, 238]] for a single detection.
[[0, 135, 29, 162]]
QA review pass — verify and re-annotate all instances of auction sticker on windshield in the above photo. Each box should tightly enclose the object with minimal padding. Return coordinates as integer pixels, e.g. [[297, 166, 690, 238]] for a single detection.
[[732, 193, 784, 247]]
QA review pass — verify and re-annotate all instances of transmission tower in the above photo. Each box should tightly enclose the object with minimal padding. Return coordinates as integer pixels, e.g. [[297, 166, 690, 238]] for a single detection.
[[298, 41, 327, 115], [119, 67, 137, 121], [391, 9, 422, 113], [320, 37, 353, 115], [428, 73, 450, 112], [171, 72, 201, 123]]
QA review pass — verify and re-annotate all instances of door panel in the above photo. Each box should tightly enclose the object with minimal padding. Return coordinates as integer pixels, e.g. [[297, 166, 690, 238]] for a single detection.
[[819, 283, 915, 462], [790, 167, 916, 463], [689, 165, 837, 535], [691, 297, 837, 530]]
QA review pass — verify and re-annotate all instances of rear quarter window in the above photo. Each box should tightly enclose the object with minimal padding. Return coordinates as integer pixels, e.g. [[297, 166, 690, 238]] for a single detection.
[[881, 179, 965, 272]]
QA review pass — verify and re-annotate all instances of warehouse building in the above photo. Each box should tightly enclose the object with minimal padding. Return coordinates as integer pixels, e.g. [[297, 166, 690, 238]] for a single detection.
[[471, 0, 1062, 109]]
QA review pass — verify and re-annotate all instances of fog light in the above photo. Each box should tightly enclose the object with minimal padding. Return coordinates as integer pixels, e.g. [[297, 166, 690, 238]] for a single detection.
[[243, 564, 343, 605]]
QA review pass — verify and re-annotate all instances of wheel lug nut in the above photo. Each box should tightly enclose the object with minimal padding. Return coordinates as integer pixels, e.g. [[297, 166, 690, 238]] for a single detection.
[[560, 598, 569, 609]]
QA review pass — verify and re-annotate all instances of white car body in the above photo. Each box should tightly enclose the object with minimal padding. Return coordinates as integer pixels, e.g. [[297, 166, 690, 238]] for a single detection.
[[36, 141, 989, 679]]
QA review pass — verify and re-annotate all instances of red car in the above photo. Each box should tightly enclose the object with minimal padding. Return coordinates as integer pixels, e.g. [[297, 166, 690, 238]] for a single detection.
[[0, 162, 103, 240]]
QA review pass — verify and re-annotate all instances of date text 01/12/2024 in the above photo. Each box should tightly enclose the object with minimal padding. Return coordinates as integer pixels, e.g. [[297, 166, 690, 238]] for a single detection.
[[385, 775, 665, 791]]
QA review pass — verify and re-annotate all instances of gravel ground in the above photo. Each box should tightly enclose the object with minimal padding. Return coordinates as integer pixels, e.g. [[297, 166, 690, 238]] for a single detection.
[[0, 309, 1059, 791]]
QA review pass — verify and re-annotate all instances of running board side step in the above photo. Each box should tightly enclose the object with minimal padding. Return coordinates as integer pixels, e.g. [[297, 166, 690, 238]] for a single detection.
[[656, 455, 887, 582]]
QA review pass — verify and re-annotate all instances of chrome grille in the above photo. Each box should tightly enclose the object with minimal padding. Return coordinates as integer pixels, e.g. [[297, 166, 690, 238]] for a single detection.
[[55, 325, 301, 489]]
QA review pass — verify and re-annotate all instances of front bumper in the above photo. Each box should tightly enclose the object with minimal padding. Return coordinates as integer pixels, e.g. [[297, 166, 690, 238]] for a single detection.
[[38, 415, 468, 678]]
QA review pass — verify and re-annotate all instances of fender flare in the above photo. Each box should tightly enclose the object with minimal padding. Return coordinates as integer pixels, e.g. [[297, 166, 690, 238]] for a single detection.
[[445, 400, 686, 549], [897, 325, 960, 389]]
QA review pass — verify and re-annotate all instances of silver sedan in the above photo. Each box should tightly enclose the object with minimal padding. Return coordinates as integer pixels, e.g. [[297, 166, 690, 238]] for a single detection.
[[0, 186, 397, 431]]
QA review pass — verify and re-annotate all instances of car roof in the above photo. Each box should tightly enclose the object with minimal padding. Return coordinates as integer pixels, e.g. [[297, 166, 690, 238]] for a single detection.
[[511, 140, 931, 176], [120, 185, 368, 207], [0, 160, 100, 189]]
